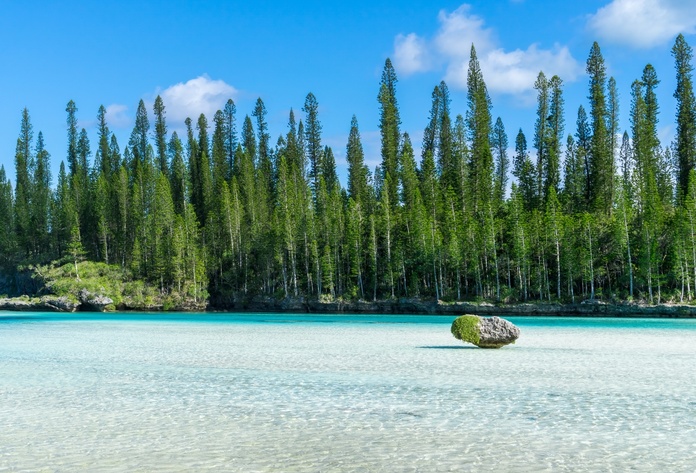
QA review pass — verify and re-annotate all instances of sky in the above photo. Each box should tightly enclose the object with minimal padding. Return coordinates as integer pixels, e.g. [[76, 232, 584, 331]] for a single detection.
[[1, 0, 695, 187]]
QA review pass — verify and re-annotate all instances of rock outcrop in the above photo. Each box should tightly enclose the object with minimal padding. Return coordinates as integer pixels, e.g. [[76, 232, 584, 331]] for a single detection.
[[451, 314, 520, 348], [0, 296, 80, 312], [0, 297, 37, 311], [41, 296, 80, 312], [78, 289, 114, 312]]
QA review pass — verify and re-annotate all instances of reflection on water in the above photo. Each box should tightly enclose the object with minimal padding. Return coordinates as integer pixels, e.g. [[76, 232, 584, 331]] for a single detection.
[[1, 314, 695, 472]]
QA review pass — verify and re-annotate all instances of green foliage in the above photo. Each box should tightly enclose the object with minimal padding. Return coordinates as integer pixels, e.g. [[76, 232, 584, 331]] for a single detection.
[[32, 259, 204, 310], [451, 315, 481, 345], [36, 261, 126, 305], [4, 39, 696, 309]]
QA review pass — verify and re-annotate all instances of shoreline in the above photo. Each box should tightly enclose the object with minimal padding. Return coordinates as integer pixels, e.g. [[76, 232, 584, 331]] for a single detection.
[[218, 298, 696, 318], [3, 295, 696, 318]]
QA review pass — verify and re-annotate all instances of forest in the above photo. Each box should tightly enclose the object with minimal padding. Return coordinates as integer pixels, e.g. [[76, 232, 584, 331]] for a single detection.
[[2, 36, 696, 308]]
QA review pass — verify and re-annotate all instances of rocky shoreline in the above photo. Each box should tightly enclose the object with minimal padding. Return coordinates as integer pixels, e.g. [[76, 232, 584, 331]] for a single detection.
[[224, 297, 696, 318], [4, 293, 696, 318]]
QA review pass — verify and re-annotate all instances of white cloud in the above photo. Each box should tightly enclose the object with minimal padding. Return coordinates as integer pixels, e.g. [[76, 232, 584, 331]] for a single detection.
[[157, 75, 238, 124], [433, 5, 494, 60], [104, 104, 130, 129], [472, 44, 581, 97], [391, 4, 582, 97], [394, 33, 432, 75], [588, 0, 696, 48]]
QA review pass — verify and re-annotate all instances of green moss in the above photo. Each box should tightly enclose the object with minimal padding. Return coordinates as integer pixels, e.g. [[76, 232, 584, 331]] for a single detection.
[[451, 315, 481, 345]]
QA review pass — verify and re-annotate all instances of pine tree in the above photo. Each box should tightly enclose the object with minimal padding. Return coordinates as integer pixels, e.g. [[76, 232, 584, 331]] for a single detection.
[[253, 98, 271, 172], [52, 162, 73, 257], [643, 65, 660, 154], [562, 134, 584, 214], [586, 42, 612, 213], [223, 99, 237, 177], [400, 133, 427, 296], [253, 98, 274, 201], [110, 134, 122, 170], [0, 167, 15, 263], [323, 146, 338, 194], [303, 92, 323, 202], [14, 109, 33, 256], [545, 75, 564, 203], [619, 131, 632, 191], [615, 166, 634, 298], [492, 117, 509, 206], [534, 71, 549, 207], [240, 116, 256, 171], [545, 187, 563, 299], [197, 113, 210, 160], [276, 154, 299, 296], [169, 132, 186, 216], [94, 173, 110, 263], [437, 82, 455, 195], [575, 106, 592, 209], [153, 95, 168, 176], [508, 184, 529, 300], [346, 116, 369, 207], [673, 34, 696, 201], [111, 164, 129, 266], [466, 44, 494, 214], [453, 114, 469, 211], [151, 172, 175, 289], [607, 77, 620, 186], [631, 66, 664, 302], [187, 115, 206, 223], [513, 129, 536, 211], [32, 132, 51, 255], [420, 143, 442, 299], [379, 172, 396, 297], [95, 105, 112, 179], [130, 100, 150, 171], [211, 109, 229, 193], [423, 86, 440, 164], [378, 59, 401, 212], [66, 100, 79, 178]]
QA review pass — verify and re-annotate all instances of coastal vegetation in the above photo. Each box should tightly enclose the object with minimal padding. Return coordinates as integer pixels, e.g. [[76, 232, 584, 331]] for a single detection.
[[2, 36, 696, 309]]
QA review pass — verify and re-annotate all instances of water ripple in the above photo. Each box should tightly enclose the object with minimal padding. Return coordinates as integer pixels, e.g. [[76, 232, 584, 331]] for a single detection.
[[0, 317, 695, 471]]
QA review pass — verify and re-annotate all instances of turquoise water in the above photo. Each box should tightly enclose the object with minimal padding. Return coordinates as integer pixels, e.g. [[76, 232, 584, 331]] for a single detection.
[[1, 313, 695, 472]]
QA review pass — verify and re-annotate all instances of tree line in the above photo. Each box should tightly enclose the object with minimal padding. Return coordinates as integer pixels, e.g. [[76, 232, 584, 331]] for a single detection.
[[2, 36, 696, 305]]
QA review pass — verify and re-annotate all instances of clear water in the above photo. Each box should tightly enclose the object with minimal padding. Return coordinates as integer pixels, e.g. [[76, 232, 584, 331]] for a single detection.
[[1, 313, 695, 472]]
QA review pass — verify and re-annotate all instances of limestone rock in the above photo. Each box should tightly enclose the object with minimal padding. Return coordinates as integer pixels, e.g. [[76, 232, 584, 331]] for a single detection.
[[0, 297, 35, 311], [0, 296, 79, 312], [41, 296, 80, 312], [78, 289, 114, 312], [451, 314, 520, 348]]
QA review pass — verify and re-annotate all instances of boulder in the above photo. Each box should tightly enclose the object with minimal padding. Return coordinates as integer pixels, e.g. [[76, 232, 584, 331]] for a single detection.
[[451, 314, 520, 348], [78, 289, 114, 312]]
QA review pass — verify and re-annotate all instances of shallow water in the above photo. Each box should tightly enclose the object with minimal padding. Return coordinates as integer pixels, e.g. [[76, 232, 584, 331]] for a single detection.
[[1, 313, 695, 472]]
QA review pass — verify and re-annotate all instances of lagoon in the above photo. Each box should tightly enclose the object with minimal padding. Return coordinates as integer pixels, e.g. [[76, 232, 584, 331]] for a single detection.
[[1, 313, 695, 472]]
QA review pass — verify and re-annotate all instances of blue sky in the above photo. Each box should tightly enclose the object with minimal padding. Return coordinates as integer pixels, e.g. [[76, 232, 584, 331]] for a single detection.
[[1, 0, 695, 186]]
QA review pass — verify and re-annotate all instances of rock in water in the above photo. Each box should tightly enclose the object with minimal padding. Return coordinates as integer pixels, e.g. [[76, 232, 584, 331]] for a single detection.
[[451, 314, 520, 348], [78, 289, 114, 312]]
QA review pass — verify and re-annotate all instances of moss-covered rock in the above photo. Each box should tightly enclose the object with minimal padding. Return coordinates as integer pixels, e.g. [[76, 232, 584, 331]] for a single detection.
[[451, 315, 482, 345], [451, 314, 520, 348]]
